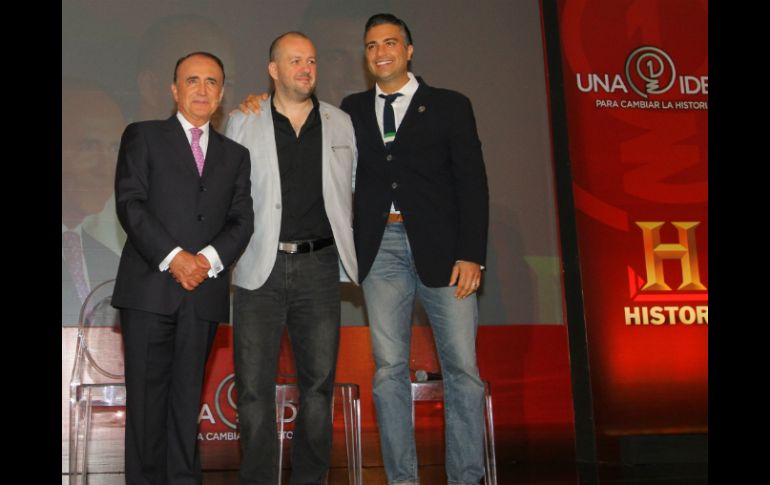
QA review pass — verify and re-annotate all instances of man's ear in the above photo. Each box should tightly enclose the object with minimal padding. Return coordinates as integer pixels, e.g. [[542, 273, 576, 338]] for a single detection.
[[268, 62, 279, 82]]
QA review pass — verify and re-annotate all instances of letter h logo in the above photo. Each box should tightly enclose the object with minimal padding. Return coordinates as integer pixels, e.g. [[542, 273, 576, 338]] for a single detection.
[[635, 221, 707, 291]]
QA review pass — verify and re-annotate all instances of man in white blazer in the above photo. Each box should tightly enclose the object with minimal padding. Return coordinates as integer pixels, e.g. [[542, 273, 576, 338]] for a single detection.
[[224, 32, 358, 485]]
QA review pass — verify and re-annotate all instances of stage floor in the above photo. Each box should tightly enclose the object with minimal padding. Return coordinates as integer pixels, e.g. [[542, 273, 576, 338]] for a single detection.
[[61, 461, 707, 484]]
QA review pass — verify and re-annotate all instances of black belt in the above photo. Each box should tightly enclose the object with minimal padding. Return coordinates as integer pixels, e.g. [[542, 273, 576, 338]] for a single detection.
[[277, 237, 334, 254]]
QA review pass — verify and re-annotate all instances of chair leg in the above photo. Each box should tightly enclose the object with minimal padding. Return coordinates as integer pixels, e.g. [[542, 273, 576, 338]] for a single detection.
[[82, 391, 93, 485], [69, 396, 82, 485], [340, 386, 362, 485], [341, 387, 352, 485], [353, 397, 362, 485], [482, 384, 497, 485], [277, 389, 286, 485], [70, 389, 93, 485]]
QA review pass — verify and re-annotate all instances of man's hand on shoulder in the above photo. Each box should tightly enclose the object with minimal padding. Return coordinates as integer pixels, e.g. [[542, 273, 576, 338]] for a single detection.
[[229, 92, 269, 116]]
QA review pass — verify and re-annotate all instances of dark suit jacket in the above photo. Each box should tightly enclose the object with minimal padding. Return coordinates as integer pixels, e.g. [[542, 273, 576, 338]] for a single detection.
[[341, 80, 489, 287], [112, 116, 253, 322], [62, 231, 120, 324]]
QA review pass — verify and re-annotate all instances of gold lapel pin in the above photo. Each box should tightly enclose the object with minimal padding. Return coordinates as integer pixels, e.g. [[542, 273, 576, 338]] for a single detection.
[[418, 105, 426, 113]]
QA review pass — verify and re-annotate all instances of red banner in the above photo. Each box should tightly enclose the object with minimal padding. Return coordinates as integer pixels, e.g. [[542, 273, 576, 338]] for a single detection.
[[555, 0, 708, 452]]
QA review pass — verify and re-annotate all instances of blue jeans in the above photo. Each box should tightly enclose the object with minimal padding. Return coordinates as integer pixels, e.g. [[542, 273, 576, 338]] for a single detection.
[[233, 244, 341, 485], [362, 223, 485, 485]]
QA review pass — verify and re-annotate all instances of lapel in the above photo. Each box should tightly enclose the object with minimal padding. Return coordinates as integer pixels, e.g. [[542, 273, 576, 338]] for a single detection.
[[163, 116, 200, 179], [391, 81, 429, 148], [262, 97, 282, 190], [80, 230, 119, 278], [361, 89, 385, 151], [319, 102, 332, 184], [364, 80, 431, 150], [203, 127, 224, 181]]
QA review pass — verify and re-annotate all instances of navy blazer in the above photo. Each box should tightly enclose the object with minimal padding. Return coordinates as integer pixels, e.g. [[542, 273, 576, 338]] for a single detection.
[[112, 116, 254, 322], [341, 80, 489, 287]]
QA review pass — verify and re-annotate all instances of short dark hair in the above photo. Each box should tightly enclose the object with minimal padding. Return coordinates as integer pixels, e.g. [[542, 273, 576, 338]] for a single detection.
[[364, 13, 413, 46], [173, 51, 226, 82], [269, 31, 312, 61]]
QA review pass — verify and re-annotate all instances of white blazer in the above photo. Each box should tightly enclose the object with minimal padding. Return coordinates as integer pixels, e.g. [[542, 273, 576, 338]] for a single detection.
[[225, 97, 359, 289]]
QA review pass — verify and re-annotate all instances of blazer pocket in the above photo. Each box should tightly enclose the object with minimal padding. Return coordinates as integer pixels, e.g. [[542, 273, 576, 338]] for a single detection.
[[330, 145, 353, 166]]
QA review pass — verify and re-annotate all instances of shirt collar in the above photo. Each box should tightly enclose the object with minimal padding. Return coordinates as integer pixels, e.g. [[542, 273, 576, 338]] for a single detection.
[[176, 112, 210, 136], [375, 72, 419, 98], [270, 93, 320, 117]]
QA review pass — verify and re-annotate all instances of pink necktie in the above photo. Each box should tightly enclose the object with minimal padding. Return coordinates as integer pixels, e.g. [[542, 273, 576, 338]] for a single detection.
[[191, 127, 205, 176], [62, 231, 90, 302]]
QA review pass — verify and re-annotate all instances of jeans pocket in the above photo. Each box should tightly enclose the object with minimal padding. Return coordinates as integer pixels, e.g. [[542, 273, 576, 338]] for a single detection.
[[311, 244, 338, 267]]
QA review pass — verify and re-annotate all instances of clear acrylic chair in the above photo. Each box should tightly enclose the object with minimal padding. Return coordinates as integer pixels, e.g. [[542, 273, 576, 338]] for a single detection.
[[411, 380, 497, 485], [68, 279, 125, 485], [276, 383, 362, 485]]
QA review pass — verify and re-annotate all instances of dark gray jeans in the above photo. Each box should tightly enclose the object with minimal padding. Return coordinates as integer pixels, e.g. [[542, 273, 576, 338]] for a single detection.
[[233, 244, 341, 485]]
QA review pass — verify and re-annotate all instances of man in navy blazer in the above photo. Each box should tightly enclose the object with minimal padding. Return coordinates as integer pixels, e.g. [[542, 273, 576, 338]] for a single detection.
[[112, 52, 254, 484], [340, 14, 489, 485]]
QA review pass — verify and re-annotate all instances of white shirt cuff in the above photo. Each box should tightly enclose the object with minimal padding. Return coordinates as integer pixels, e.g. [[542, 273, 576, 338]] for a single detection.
[[159, 247, 183, 271], [198, 245, 224, 278]]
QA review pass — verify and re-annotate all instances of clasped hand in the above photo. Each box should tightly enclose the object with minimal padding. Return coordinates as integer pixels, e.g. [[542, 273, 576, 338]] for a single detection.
[[169, 251, 211, 291]]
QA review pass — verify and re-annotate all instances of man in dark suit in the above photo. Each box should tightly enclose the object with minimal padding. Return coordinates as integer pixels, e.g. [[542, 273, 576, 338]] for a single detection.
[[340, 14, 489, 485], [112, 51, 254, 485], [62, 83, 125, 324]]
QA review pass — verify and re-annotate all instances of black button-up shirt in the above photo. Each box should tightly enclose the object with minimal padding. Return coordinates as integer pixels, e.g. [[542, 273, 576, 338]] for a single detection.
[[271, 95, 332, 241]]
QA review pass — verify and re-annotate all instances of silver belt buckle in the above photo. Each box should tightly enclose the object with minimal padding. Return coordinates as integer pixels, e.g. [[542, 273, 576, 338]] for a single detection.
[[278, 242, 299, 254]]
